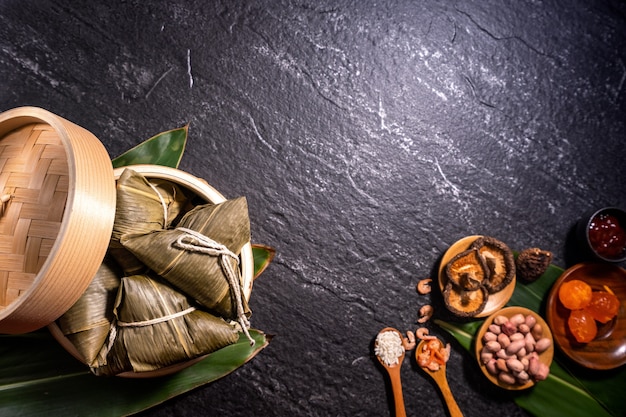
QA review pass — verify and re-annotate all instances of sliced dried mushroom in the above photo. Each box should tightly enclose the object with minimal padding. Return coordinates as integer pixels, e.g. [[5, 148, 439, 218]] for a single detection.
[[516, 248, 552, 282], [470, 236, 515, 293], [443, 282, 488, 317], [444, 248, 488, 291]]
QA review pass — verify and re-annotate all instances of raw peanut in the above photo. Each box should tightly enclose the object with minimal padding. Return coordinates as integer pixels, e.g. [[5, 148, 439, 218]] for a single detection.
[[494, 315, 509, 325], [481, 350, 493, 364], [488, 324, 502, 335], [518, 323, 530, 334], [509, 332, 524, 342], [515, 370, 530, 383], [524, 332, 535, 352], [506, 339, 525, 355], [520, 357, 529, 370], [533, 362, 550, 381], [531, 323, 543, 339], [496, 349, 512, 359], [502, 321, 518, 336], [483, 331, 497, 342], [516, 347, 527, 359], [486, 358, 498, 375], [498, 371, 517, 385], [496, 358, 508, 372], [497, 333, 511, 348], [506, 358, 525, 372], [510, 313, 526, 326], [525, 314, 537, 329], [535, 337, 552, 354], [528, 353, 540, 376], [485, 340, 501, 353]]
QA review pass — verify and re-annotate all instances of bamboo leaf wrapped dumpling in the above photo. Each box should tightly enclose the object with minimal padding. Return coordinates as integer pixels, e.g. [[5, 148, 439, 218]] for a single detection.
[[56, 257, 121, 366], [92, 274, 239, 376], [110, 168, 189, 275], [120, 197, 253, 342]]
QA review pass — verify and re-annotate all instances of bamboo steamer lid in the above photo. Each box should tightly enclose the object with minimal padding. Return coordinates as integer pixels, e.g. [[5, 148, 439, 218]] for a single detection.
[[0, 106, 116, 333]]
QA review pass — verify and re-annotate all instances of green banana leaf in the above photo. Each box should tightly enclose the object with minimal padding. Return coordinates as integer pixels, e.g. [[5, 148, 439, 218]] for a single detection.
[[436, 263, 626, 417], [112, 125, 188, 168], [0, 329, 268, 416], [252, 244, 276, 279]]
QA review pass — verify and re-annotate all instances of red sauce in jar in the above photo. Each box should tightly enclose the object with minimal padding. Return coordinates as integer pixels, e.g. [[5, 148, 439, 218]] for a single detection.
[[588, 213, 626, 259]]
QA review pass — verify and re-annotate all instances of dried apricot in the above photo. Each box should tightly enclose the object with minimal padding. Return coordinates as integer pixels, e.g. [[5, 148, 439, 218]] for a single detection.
[[586, 291, 620, 323], [567, 309, 597, 343], [558, 279, 592, 310]]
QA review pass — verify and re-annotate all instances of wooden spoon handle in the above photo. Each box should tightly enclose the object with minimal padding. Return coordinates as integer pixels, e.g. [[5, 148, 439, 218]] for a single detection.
[[388, 368, 407, 417], [437, 377, 463, 417]]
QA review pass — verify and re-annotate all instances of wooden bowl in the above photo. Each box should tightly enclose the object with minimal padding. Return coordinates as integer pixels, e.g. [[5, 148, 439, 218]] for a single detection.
[[475, 306, 554, 390], [546, 263, 626, 370], [438, 235, 516, 318], [0, 107, 116, 333], [49, 164, 254, 378]]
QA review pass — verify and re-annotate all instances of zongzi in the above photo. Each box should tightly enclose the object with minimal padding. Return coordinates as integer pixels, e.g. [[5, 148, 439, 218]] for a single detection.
[[56, 257, 121, 366], [92, 274, 239, 376], [120, 197, 253, 343]]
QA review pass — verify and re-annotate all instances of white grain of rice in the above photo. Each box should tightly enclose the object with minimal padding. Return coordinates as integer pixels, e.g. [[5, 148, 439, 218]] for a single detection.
[[375, 330, 404, 366]]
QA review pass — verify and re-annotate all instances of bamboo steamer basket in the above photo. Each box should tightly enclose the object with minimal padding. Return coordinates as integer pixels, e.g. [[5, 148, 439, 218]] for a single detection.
[[0, 107, 116, 334], [1, 107, 254, 377]]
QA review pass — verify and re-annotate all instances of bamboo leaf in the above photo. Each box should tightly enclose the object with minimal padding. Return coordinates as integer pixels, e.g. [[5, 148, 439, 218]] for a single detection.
[[436, 263, 626, 417], [112, 125, 188, 169], [252, 244, 276, 279], [435, 319, 480, 351], [0, 329, 267, 416]]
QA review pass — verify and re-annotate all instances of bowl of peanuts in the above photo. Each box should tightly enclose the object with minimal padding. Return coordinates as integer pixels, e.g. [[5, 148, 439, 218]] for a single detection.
[[474, 306, 554, 390]]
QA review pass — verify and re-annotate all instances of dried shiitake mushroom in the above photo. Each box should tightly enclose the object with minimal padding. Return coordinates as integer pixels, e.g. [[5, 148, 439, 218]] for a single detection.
[[516, 248, 552, 282], [444, 248, 488, 291], [470, 236, 515, 293], [443, 282, 489, 317]]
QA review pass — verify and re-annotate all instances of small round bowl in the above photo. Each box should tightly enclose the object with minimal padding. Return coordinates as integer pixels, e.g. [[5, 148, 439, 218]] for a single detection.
[[576, 207, 626, 263], [475, 306, 554, 390], [546, 262, 626, 370]]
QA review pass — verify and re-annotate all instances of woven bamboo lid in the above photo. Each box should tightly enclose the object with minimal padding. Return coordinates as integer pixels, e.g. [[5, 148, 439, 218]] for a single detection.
[[0, 107, 116, 333]]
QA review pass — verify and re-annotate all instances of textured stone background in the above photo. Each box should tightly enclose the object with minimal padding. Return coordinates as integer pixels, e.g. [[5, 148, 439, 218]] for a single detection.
[[1, 1, 625, 416]]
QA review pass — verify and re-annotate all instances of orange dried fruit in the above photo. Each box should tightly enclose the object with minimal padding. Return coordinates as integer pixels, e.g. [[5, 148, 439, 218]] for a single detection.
[[558, 279, 592, 310], [567, 309, 597, 343], [586, 291, 620, 323]]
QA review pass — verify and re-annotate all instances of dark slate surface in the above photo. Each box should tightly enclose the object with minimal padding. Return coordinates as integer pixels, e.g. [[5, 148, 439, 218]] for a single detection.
[[1, 1, 625, 416]]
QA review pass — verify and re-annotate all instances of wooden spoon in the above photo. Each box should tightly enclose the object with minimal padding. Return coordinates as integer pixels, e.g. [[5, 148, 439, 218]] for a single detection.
[[375, 327, 407, 417], [416, 338, 463, 417]]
